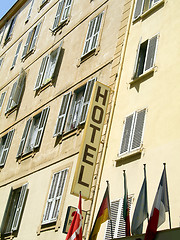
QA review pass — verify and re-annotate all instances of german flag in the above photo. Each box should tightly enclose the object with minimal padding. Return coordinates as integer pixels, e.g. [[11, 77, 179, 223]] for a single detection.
[[89, 184, 111, 240]]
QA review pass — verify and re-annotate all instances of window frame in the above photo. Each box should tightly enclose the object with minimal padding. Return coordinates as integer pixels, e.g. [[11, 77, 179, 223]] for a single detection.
[[4, 15, 17, 44], [25, 0, 35, 23]]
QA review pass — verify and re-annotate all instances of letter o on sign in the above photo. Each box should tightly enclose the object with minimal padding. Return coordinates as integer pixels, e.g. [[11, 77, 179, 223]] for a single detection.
[[92, 106, 104, 124]]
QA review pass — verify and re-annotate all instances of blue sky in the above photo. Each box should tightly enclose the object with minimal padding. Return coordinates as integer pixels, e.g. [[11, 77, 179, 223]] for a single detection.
[[0, 0, 18, 19]]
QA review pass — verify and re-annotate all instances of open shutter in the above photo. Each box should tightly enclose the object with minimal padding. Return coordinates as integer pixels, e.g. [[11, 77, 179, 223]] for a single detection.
[[119, 114, 135, 155], [61, 0, 72, 22], [132, 38, 142, 79], [42, 169, 68, 224], [29, 22, 41, 52], [22, 29, 33, 58], [34, 107, 50, 148], [16, 118, 32, 158], [90, 12, 103, 51], [12, 69, 26, 107], [54, 92, 71, 137], [131, 109, 146, 151], [79, 78, 96, 124], [5, 82, 17, 113], [11, 183, 28, 231], [5, 16, 17, 42], [52, 0, 65, 30], [34, 55, 49, 90], [133, 0, 144, 20], [11, 41, 22, 69], [0, 92, 6, 111], [0, 129, 14, 167], [144, 35, 158, 71]]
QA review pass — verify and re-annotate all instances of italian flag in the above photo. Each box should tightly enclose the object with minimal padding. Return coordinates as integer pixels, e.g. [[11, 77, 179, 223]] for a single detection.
[[144, 166, 170, 240], [88, 184, 111, 240], [123, 171, 130, 236]]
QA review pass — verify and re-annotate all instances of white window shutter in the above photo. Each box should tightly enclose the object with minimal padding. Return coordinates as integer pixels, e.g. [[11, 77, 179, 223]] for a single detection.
[[34, 107, 50, 148], [34, 55, 49, 90], [90, 12, 103, 51], [17, 118, 32, 158], [5, 82, 17, 113], [0, 92, 6, 111], [133, 0, 144, 20], [54, 92, 72, 137], [11, 183, 28, 231], [119, 114, 135, 155], [61, 0, 72, 22], [42, 169, 68, 224], [52, 0, 65, 30], [29, 22, 41, 51], [26, 0, 34, 22], [133, 38, 142, 79], [144, 35, 158, 71], [11, 41, 22, 69], [22, 29, 33, 58], [0, 129, 15, 167], [5, 16, 17, 42], [79, 78, 96, 124], [131, 109, 146, 151]]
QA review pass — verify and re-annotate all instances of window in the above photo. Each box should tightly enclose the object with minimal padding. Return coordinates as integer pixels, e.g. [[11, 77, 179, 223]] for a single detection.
[[21, 22, 41, 59], [0, 91, 6, 112], [0, 129, 14, 167], [40, 0, 49, 8], [34, 41, 63, 91], [11, 41, 22, 70], [119, 109, 146, 156], [42, 168, 68, 225], [0, 26, 6, 45], [133, 0, 161, 20], [4, 16, 17, 44], [5, 69, 26, 115], [0, 184, 28, 236], [104, 197, 133, 239], [53, 78, 95, 137], [25, 0, 34, 23], [16, 107, 50, 158], [81, 12, 103, 57], [133, 35, 158, 79], [52, 0, 73, 31]]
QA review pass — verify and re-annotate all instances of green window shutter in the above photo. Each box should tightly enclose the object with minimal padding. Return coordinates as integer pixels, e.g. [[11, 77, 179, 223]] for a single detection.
[[11, 183, 28, 231], [22, 29, 33, 58], [54, 92, 72, 137], [119, 114, 135, 155], [133, 0, 144, 20], [16, 118, 32, 158], [34, 107, 50, 148], [11, 41, 22, 69], [144, 35, 158, 71], [0, 92, 6, 111], [131, 109, 146, 151], [42, 169, 68, 224], [52, 0, 65, 30], [29, 22, 41, 51], [0, 129, 15, 167], [61, 0, 72, 22], [34, 55, 49, 90], [5, 82, 17, 113], [79, 78, 96, 124]]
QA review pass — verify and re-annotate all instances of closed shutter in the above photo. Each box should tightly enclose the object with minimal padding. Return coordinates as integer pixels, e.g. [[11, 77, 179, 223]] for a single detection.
[[90, 12, 103, 51], [131, 109, 146, 151], [119, 114, 135, 155], [29, 22, 41, 51], [5, 82, 17, 113], [0, 92, 6, 111], [42, 169, 68, 224], [144, 35, 158, 71], [52, 0, 65, 30], [12, 69, 26, 107], [54, 92, 71, 137], [22, 29, 33, 58], [79, 78, 96, 124], [17, 118, 32, 158], [11, 183, 28, 231], [0, 129, 15, 167], [34, 55, 49, 90], [133, 0, 144, 20], [11, 41, 22, 69], [34, 107, 50, 148], [61, 0, 72, 22]]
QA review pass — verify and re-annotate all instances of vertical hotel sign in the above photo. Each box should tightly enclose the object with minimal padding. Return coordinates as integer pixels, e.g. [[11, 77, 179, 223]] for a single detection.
[[71, 81, 110, 199]]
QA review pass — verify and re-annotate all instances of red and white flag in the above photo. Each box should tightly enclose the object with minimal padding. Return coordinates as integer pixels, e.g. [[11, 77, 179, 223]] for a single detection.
[[66, 192, 82, 240], [144, 167, 170, 240]]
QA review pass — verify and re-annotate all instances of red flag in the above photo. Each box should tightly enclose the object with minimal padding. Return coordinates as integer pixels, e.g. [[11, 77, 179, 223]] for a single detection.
[[123, 170, 130, 236], [66, 192, 82, 240], [144, 167, 170, 240]]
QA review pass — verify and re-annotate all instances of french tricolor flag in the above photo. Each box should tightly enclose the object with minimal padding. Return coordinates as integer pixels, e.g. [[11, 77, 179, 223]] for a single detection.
[[144, 165, 170, 240]]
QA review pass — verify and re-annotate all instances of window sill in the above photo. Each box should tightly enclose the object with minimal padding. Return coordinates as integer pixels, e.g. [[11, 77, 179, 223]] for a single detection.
[[35, 81, 53, 95], [133, 0, 165, 23], [77, 47, 100, 67], [52, 19, 69, 35], [21, 49, 34, 61], [5, 106, 18, 118], [130, 67, 156, 85], [17, 151, 36, 163], [116, 147, 143, 161], [39, 0, 50, 11]]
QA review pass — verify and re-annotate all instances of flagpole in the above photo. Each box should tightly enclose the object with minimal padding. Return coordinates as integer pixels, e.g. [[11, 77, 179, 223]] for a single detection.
[[143, 164, 149, 221], [163, 163, 172, 229]]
